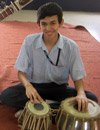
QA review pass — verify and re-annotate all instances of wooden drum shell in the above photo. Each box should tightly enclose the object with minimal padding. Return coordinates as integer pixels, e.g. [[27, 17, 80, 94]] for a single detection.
[[18, 101, 52, 130]]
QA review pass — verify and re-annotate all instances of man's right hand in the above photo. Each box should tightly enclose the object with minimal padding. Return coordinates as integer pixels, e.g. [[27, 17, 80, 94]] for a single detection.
[[25, 82, 43, 103], [18, 71, 43, 104]]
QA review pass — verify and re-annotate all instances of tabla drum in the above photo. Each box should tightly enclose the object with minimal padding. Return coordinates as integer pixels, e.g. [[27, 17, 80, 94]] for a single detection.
[[56, 97, 100, 130], [18, 101, 52, 130]]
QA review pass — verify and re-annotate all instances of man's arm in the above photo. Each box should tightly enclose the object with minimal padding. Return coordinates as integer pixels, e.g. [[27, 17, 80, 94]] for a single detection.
[[18, 71, 43, 103], [74, 79, 88, 112]]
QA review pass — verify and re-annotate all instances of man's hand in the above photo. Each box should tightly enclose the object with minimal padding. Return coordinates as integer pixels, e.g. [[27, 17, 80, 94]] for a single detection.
[[75, 93, 88, 112], [18, 71, 43, 103], [74, 79, 88, 112], [25, 83, 43, 103]]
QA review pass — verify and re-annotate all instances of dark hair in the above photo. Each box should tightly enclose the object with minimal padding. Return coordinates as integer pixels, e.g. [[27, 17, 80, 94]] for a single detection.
[[37, 2, 63, 24]]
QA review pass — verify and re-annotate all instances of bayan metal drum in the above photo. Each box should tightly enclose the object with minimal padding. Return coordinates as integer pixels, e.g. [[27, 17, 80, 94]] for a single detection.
[[56, 97, 100, 130], [18, 101, 52, 130]]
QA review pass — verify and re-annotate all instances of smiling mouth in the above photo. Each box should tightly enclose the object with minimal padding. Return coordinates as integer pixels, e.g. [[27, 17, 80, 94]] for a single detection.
[[46, 32, 54, 35]]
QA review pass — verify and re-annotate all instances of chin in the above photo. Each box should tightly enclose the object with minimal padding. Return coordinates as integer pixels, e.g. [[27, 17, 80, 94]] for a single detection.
[[47, 32, 57, 37]]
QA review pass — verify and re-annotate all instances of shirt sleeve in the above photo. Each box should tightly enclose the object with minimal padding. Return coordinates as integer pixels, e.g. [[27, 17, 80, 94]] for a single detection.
[[15, 37, 29, 73], [69, 44, 86, 81]]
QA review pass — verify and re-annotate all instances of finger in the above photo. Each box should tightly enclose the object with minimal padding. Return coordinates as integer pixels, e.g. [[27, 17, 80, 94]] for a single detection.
[[28, 93, 34, 102], [77, 99, 82, 112], [27, 94, 30, 99], [81, 100, 86, 112], [32, 93, 40, 103], [85, 100, 88, 112], [26, 92, 30, 99], [29, 91, 38, 103], [37, 93, 44, 102]]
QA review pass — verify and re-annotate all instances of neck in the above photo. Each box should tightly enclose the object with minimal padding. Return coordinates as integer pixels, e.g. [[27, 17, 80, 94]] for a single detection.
[[43, 33, 59, 46], [43, 33, 59, 52]]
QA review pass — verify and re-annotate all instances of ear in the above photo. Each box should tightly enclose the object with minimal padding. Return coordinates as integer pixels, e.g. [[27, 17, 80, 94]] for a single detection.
[[37, 22, 40, 27], [60, 19, 64, 27], [37, 22, 41, 30]]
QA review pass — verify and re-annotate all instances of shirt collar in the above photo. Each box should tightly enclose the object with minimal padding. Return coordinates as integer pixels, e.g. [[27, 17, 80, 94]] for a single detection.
[[56, 34, 64, 49], [35, 33, 44, 49], [35, 33, 64, 50]]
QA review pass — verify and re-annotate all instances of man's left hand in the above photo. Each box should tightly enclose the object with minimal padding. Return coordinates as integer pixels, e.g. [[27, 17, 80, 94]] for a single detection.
[[75, 94, 88, 112]]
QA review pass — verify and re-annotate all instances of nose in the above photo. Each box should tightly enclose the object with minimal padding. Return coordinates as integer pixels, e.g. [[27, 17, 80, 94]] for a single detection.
[[46, 24, 51, 31]]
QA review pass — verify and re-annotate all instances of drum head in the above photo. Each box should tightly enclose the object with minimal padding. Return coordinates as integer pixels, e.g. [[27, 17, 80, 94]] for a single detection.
[[27, 101, 50, 116], [61, 98, 100, 119]]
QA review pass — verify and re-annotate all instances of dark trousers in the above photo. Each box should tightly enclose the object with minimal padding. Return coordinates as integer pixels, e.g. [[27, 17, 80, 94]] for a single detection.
[[0, 82, 98, 109]]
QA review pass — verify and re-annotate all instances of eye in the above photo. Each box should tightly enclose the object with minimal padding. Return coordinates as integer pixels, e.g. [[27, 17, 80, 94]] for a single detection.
[[51, 22, 56, 25], [41, 22, 47, 26]]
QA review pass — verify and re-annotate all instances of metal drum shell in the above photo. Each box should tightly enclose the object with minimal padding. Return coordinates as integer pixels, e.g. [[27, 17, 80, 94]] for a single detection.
[[56, 97, 100, 130]]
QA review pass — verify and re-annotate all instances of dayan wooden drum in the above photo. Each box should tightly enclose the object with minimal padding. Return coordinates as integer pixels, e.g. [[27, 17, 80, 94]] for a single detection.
[[18, 101, 52, 130], [56, 97, 100, 130]]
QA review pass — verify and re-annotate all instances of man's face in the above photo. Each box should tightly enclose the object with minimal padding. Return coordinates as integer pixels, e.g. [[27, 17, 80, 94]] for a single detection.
[[39, 15, 63, 38]]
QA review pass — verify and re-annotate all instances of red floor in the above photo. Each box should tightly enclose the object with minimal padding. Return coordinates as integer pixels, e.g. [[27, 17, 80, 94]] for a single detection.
[[0, 104, 57, 130]]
